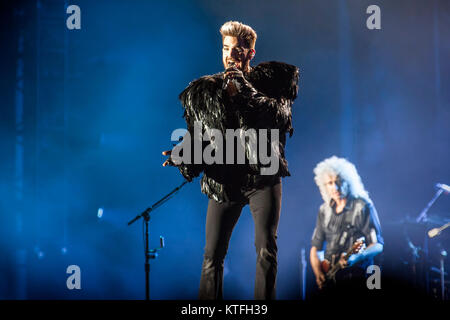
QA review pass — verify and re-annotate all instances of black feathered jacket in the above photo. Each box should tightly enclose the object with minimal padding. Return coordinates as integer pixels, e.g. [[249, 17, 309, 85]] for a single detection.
[[176, 61, 299, 203]]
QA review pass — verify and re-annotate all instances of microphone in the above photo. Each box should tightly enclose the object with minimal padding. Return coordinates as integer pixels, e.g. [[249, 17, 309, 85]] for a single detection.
[[436, 183, 450, 193], [226, 60, 236, 69], [223, 61, 235, 90]]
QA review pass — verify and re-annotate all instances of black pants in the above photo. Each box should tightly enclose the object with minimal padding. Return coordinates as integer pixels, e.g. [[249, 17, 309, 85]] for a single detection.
[[198, 178, 282, 300]]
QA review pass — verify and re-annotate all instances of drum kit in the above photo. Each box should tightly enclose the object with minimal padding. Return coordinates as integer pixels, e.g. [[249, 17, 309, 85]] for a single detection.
[[384, 183, 449, 300]]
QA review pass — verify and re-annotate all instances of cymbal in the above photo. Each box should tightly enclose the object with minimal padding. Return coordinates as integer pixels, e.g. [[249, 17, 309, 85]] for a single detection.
[[386, 215, 450, 227], [423, 215, 450, 226]]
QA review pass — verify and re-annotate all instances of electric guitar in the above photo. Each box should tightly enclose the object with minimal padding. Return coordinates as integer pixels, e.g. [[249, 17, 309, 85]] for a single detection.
[[320, 238, 365, 286]]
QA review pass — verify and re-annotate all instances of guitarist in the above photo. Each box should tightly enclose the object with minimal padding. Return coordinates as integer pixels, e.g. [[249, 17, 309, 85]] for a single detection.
[[309, 156, 384, 292]]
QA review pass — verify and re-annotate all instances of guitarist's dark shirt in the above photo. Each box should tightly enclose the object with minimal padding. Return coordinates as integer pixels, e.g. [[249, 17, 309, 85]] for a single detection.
[[311, 197, 383, 267]]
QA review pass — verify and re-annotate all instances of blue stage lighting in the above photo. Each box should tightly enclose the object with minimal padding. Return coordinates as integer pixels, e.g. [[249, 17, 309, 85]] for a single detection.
[[97, 208, 104, 218]]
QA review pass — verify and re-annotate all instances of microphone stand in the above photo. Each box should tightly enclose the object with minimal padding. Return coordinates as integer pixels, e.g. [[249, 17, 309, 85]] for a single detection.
[[127, 180, 189, 300], [439, 249, 447, 300], [415, 187, 444, 295], [416, 188, 444, 223], [300, 248, 307, 300]]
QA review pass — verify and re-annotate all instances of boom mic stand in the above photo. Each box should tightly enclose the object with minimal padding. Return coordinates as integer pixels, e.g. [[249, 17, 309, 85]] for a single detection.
[[416, 188, 444, 223], [415, 184, 448, 297], [127, 180, 189, 300], [439, 248, 448, 300]]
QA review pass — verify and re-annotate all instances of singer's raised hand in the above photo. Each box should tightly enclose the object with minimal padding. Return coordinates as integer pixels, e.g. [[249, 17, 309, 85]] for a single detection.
[[224, 66, 243, 97], [162, 150, 174, 167]]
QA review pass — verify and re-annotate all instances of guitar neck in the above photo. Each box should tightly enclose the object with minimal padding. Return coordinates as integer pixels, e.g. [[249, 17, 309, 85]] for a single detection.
[[439, 222, 450, 232], [343, 245, 355, 261], [328, 242, 361, 275], [328, 251, 350, 275]]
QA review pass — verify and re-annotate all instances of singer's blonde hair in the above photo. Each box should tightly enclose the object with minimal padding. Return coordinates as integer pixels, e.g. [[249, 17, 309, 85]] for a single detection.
[[220, 21, 257, 49]]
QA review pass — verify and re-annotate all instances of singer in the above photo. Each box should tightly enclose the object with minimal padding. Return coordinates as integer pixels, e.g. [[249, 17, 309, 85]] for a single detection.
[[162, 21, 299, 299], [309, 156, 384, 295]]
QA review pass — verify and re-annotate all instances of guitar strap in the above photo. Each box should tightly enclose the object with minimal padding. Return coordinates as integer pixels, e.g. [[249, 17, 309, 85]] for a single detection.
[[337, 224, 355, 253], [328, 199, 364, 267], [340, 206, 362, 253]]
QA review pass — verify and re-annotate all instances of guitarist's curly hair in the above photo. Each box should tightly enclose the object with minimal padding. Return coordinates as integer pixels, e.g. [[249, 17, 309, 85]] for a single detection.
[[313, 156, 371, 205]]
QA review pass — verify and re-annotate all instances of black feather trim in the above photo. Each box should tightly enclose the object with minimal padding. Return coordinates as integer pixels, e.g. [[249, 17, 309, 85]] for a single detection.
[[175, 61, 300, 202]]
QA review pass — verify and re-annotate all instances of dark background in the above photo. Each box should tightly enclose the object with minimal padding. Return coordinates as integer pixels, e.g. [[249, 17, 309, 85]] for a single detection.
[[0, 0, 449, 299]]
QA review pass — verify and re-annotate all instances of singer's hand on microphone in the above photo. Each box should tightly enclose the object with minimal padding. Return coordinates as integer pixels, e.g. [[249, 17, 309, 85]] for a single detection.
[[162, 150, 175, 167], [224, 66, 244, 81], [224, 66, 244, 97]]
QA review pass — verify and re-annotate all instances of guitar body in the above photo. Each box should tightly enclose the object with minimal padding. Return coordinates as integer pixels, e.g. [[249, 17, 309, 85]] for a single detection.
[[320, 260, 331, 274], [320, 259, 340, 286], [319, 239, 365, 288]]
